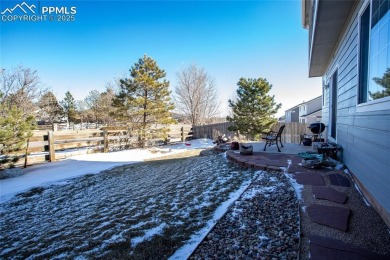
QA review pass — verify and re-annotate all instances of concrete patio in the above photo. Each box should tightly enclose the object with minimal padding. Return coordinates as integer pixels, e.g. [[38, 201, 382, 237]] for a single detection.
[[216, 141, 315, 155], [243, 141, 314, 154]]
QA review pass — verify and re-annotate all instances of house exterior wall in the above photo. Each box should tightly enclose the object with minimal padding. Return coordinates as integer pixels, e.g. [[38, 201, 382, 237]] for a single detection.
[[285, 111, 292, 122], [285, 107, 300, 123], [320, 1, 390, 226], [305, 110, 322, 124], [298, 104, 308, 122], [299, 96, 322, 124], [306, 97, 322, 114]]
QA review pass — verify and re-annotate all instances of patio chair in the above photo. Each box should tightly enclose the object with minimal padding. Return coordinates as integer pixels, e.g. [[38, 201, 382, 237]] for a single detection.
[[262, 125, 285, 152]]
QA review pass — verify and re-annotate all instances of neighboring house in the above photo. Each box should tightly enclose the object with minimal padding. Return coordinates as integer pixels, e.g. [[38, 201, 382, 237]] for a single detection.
[[303, 0, 390, 227], [285, 105, 300, 123], [300, 109, 322, 124], [285, 95, 322, 123], [298, 95, 322, 124], [278, 115, 286, 123]]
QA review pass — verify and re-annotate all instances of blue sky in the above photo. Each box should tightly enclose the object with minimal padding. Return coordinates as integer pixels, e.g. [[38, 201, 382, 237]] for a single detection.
[[1, 0, 322, 117]]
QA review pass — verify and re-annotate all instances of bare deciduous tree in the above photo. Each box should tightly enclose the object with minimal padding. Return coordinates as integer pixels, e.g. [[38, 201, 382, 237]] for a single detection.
[[174, 64, 220, 125], [0, 66, 47, 116], [97, 86, 116, 125], [83, 86, 116, 126], [84, 90, 101, 123]]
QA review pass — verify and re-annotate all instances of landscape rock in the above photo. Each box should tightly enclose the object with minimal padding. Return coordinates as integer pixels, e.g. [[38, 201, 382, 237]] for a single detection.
[[190, 170, 300, 259]]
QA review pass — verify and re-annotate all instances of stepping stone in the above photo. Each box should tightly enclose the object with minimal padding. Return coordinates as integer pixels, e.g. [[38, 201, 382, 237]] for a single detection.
[[292, 171, 325, 186], [310, 235, 389, 260], [287, 165, 303, 173], [307, 204, 350, 231], [329, 173, 351, 187], [312, 186, 348, 204]]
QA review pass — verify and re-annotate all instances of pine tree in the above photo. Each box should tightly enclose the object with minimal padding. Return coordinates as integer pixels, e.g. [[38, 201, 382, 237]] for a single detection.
[[61, 91, 78, 123], [227, 77, 281, 140], [371, 68, 390, 100], [38, 91, 63, 123], [0, 98, 35, 169], [113, 55, 175, 147]]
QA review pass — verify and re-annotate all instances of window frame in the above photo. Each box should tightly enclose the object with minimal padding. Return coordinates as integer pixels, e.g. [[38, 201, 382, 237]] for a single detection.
[[356, 0, 390, 112]]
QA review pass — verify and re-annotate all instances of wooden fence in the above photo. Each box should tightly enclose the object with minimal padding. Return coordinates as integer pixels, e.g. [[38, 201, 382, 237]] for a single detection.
[[14, 125, 192, 166], [192, 122, 313, 143], [192, 122, 235, 140], [271, 122, 312, 144], [36, 122, 120, 131]]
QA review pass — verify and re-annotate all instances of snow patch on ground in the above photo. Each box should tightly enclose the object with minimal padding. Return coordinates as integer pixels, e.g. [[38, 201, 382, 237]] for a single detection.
[[241, 185, 277, 200], [353, 183, 371, 207], [0, 139, 215, 202], [131, 223, 167, 248], [284, 173, 303, 202], [1, 152, 258, 259]]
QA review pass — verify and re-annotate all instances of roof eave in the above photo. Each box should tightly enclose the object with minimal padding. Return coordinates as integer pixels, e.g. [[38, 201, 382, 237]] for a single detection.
[[302, 0, 311, 29], [307, 0, 356, 77]]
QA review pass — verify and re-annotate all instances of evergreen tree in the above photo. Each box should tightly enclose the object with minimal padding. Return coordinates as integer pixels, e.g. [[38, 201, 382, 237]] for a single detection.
[[61, 91, 78, 123], [0, 94, 35, 169], [38, 91, 63, 123], [227, 77, 281, 140], [113, 55, 175, 147], [371, 68, 390, 100]]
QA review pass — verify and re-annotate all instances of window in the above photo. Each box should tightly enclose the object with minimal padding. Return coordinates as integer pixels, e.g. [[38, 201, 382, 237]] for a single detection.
[[368, 0, 390, 101], [359, 3, 371, 103], [330, 70, 338, 139], [359, 0, 390, 104]]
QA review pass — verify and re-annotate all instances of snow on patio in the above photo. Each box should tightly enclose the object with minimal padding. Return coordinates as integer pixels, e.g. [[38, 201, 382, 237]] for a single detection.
[[0, 145, 261, 259], [0, 139, 215, 202]]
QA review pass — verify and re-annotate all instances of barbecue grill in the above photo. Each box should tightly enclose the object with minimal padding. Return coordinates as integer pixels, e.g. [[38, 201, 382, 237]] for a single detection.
[[308, 123, 325, 141]]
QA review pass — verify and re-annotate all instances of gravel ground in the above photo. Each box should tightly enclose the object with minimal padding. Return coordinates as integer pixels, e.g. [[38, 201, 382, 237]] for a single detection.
[[298, 169, 390, 259], [191, 170, 300, 260]]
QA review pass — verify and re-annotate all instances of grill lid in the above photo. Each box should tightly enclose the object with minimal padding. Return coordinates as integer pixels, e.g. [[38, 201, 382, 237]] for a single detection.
[[308, 123, 326, 134]]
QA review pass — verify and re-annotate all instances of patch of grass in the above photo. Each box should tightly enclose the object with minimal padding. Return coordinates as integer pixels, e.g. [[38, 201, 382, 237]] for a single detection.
[[1, 152, 258, 259], [102, 241, 132, 260], [131, 232, 182, 260], [19, 187, 45, 198]]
